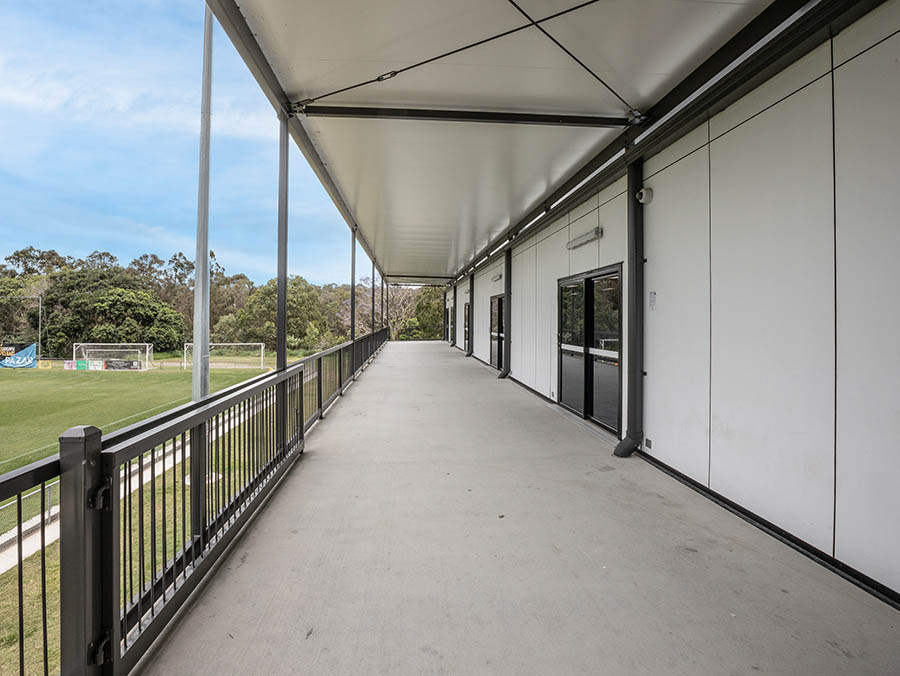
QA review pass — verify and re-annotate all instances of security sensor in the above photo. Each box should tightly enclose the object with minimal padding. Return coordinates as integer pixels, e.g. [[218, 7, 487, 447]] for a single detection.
[[635, 188, 653, 205]]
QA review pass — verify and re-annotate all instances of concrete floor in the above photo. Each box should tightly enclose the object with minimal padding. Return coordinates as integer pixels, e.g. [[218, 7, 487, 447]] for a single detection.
[[141, 342, 900, 676]]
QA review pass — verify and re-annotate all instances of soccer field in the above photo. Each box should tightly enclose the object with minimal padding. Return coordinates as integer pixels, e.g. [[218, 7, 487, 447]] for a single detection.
[[0, 368, 261, 472]]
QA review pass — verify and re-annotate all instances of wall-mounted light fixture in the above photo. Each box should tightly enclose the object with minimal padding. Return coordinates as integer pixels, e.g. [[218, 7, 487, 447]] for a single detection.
[[566, 226, 603, 250], [491, 273, 502, 282]]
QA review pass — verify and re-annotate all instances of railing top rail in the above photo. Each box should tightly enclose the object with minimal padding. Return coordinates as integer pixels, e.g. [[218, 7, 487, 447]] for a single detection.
[[0, 454, 60, 502], [101, 359, 305, 467]]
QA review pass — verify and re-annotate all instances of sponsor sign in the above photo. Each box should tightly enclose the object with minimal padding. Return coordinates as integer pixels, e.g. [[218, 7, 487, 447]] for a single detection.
[[64, 360, 77, 370], [76, 360, 88, 370], [105, 359, 141, 371], [0, 343, 36, 368], [37, 360, 52, 369], [88, 360, 105, 371], [0, 343, 29, 358]]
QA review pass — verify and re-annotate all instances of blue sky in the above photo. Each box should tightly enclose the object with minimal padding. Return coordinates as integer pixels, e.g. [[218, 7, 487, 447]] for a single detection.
[[0, 1, 352, 285]]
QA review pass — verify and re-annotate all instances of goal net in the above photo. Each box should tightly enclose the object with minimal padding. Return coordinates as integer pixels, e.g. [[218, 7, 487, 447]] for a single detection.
[[183, 343, 266, 370], [71, 343, 153, 370]]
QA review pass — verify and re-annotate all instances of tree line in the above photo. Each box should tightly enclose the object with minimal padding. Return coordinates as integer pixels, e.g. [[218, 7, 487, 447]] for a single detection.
[[0, 247, 444, 357]]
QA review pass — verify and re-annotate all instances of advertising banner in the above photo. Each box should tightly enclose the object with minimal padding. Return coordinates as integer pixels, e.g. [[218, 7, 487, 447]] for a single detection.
[[0, 343, 29, 359], [64, 360, 77, 370], [87, 360, 105, 371], [76, 360, 88, 370], [0, 343, 36, 368], [105, 359, 141, 371], [37, 360, 52, 369]]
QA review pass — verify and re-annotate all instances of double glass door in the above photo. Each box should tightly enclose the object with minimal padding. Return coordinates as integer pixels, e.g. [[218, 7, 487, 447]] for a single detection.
[[490, 295, 504, 369], [558, 267, 621, 433]]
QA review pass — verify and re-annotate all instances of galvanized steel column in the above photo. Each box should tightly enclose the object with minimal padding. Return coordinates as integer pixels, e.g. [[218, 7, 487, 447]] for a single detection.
[[350, 230, 356, 342], [191, 6, 213, 401], [499, 248, 512, 378], [276, 112, 289, 371], [452, 284, 458, 346], [466, 274, 474, 357], [614, 162, 645, 458], [371, 258, 375, 334]]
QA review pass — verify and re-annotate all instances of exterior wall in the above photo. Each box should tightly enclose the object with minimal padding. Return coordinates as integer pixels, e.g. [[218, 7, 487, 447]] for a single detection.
[[509, 180, 627, 422], [454, 282, 467, 350], [496, 0, 900, 593], [832, 3, 900, 592], [473, 260, 504, 364], [636, 0, 900, 590]]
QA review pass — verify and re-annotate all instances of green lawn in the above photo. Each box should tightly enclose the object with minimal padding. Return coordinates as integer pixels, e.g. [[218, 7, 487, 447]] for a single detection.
[[0, 369, 261, 472]]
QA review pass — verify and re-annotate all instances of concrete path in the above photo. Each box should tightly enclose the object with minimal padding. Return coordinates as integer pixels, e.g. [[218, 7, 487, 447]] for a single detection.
[[141, 341, 900, 676]]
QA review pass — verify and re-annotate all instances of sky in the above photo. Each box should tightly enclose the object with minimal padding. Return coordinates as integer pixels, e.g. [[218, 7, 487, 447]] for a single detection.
[[0, 1, 353, 285]]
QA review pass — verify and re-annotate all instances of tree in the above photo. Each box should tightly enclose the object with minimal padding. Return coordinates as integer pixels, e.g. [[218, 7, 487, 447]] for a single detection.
[[5, 247, 72, 275], [77, 250, 119, 270]]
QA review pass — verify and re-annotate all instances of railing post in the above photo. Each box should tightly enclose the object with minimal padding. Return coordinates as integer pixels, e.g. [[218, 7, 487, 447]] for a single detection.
[[190, 423, 207, 557], [338, 346, 344, 395], [59, 425, 106, 675], [316, 356, 323, 418]]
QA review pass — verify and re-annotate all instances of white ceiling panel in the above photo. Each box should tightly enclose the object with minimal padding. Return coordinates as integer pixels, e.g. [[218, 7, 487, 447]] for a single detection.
[[234, 0, 774, 277], [240, 0, 526, 101], [540, 0, 771, 110], [304, 117, 616, 276]]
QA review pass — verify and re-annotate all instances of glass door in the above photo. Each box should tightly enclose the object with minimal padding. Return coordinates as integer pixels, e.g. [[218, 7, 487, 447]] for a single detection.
[[590, 273, 621, 431], [490, 295, 504, 369], [558, 281, 586, 414], [558, 267, 621, 433]]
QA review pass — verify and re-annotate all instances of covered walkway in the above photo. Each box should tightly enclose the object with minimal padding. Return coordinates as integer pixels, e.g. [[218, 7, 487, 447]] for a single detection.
[[142, 342, 900, 676]]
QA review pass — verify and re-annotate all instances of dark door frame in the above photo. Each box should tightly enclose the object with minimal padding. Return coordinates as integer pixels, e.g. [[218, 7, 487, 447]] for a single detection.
[[463, 302, 470, 352], [489, 293, 505, 370], [557, 262, 623, 435]]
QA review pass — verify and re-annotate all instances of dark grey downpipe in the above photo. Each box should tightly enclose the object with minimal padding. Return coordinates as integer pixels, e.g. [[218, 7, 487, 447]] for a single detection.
[[465, 274, 474, 357], [451, 284, 458, 346], [614, 162, 645, 458], [499, 248, 512, 378]]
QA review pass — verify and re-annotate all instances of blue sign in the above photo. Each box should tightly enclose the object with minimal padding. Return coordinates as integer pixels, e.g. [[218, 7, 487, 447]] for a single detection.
[[0, 343, 37, 368]]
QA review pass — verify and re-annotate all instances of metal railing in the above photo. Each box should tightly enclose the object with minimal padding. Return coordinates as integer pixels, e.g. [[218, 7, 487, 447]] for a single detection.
[[0, 327, 388, 676]]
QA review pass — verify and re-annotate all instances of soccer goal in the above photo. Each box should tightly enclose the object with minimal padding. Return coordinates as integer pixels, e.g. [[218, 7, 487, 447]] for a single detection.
[[71, 343, 154, 370], [183, 343, 266, 370]]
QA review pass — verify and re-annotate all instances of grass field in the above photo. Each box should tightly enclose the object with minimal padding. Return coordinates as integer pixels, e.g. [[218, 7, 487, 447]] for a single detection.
[[0, 369, 262, 472]]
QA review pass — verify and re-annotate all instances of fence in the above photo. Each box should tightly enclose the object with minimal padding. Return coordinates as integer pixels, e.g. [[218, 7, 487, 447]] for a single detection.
[[0, 327, 388, 676]]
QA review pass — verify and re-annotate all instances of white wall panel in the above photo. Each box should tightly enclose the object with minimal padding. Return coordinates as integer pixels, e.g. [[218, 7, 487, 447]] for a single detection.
[[474, 261, 504, 363], [511, 247, 537, 390], [455, 282, 468, 350], [644, 136, 711, 485], [645, 122, 708, 179], [709, 42, 831, 140], [833, 30, 900, 591], [568, 209, 600, 275], [535, 227, 570, 399], [709, 77, 835, 552], [833, 0, 900, 66]]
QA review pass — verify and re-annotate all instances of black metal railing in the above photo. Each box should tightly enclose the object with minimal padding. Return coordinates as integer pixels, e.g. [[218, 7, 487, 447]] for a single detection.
[[0, 327, 389, 676]]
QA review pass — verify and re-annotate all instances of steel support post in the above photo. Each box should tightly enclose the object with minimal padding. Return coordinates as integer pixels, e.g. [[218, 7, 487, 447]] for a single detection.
[[385, 283, 390, 337], [191, 6, 213, 402], [59, 425, 105, 675], [380, 277, 385, 328], [442, 290, 447, 342], [452, 284, 458, 346], [316, 356, 323, 418], [275, 112, 289, 453], [371, 259, 376, 337], [350, 230, 357, 375], [614, 162, 645, 458], [466, 274, 474, 357], [499, 248, 512, 378], [190, 423, 207, 557]]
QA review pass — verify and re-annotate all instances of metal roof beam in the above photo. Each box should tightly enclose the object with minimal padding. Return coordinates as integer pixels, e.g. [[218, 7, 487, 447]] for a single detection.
[[298, 105, 630, 128]]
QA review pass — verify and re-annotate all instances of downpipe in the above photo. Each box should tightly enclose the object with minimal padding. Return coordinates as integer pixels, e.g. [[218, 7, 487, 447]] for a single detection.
[[614, 162, 644, 458]]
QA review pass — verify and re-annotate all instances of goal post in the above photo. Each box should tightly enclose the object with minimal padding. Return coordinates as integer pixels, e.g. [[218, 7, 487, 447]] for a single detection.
[[183, 342, 266, 370], [71, 343, 154, 370]]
